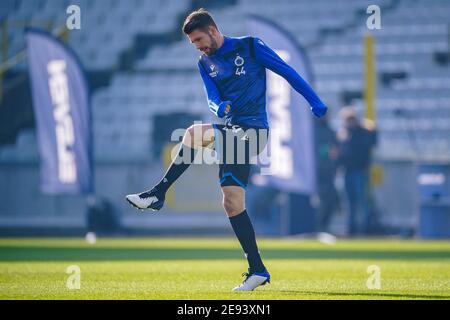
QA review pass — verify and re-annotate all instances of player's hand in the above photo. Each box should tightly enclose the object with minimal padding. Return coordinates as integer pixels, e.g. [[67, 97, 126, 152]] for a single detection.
[[217, 101, 232, 118], [311, 104, 328, 118]]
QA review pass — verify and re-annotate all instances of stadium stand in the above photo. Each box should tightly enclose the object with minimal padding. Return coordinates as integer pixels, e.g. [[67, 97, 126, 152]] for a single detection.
[[1, 0, 449, 162]]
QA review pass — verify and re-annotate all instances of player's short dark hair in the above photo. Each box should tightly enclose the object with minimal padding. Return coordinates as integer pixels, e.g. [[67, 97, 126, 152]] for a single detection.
[[182, 8, 218, 35]]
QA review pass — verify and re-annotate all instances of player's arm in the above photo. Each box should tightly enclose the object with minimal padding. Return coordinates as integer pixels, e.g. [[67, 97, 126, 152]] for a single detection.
[[253, 38, 327, 117], [197, 62, 231, 118]]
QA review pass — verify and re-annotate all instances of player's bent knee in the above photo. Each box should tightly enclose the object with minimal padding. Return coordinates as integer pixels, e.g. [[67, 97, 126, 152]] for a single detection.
[[223, 195, 244, 217], [183, 125, 197, 148], [183, 124, 212, 149]]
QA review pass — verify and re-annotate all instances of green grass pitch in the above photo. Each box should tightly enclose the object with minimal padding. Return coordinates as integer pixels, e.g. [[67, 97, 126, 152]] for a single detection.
[[0, 238, 449, 299]]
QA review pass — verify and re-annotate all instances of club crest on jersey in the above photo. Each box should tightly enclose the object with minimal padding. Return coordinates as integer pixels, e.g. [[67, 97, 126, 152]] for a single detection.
[[234, 54, 245, 76]]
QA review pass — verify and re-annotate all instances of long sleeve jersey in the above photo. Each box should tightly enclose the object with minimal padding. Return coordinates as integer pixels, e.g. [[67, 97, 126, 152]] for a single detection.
[[198, 36, 326, 129]]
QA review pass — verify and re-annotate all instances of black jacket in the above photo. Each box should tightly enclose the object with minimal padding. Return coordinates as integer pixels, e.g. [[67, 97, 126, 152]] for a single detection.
[[338, 125, 377, 172]]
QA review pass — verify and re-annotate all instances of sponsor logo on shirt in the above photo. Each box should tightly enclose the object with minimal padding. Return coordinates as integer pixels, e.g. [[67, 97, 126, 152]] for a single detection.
[[209, 64, 218, 77]]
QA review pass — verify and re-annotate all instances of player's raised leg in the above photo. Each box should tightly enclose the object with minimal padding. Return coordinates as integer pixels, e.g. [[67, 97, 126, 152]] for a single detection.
[[126, 124, 214, 211], [222, 186, 270, 291]]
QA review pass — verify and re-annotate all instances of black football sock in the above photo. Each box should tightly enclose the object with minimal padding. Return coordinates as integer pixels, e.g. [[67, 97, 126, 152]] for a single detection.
[[229, 210, 266, 274], [156, 144, 196, 194]]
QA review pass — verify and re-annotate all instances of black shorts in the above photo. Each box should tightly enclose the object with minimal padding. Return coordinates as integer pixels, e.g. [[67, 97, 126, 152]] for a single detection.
[[212, 124, 269, 189]]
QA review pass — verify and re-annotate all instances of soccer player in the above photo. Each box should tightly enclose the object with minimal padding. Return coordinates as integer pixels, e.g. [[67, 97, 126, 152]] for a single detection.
[[126, 8, 328, 291]]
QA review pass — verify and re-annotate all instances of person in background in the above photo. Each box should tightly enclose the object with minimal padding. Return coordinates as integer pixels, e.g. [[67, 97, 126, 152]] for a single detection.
[[337, 107, 377, 236], [315, 115, 340, 233]]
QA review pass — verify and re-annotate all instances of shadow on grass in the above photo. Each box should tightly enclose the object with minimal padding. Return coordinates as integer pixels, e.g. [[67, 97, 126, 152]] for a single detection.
[[0, 246, 449, 262], [279, 290, 450, 300]]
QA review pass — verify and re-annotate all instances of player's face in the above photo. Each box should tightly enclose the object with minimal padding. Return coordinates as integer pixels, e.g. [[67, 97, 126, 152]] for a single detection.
[[187, 27, 219, 56]]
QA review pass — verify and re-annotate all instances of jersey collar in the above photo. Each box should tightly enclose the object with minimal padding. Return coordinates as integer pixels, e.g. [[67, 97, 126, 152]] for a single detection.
[[211, 36, 232, 56]]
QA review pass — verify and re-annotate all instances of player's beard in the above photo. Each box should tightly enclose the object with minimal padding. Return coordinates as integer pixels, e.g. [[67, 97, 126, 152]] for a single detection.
[[205, 33, 218, 56]]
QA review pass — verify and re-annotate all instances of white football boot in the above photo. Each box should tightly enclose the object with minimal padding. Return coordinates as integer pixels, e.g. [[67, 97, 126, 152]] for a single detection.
[[232, 269, 271, 292], [125, 187, 165, 211]]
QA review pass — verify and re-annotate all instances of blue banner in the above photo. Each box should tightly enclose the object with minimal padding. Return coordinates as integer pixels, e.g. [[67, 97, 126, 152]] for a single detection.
[[26, 28, 93, 194], [247, 15, 316, 195]]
